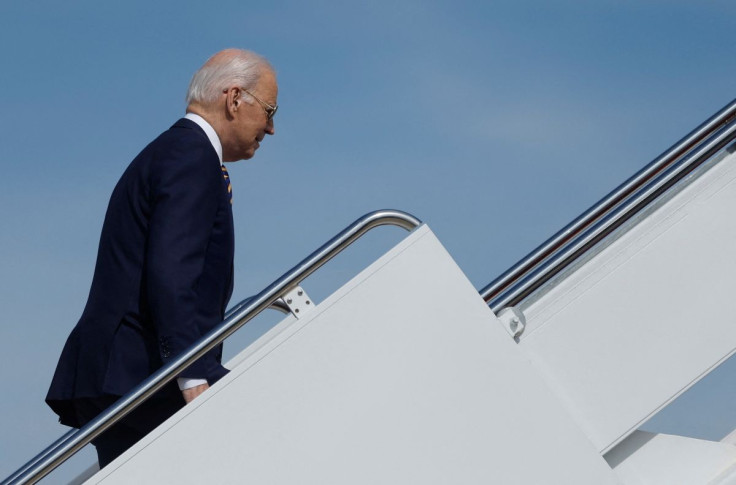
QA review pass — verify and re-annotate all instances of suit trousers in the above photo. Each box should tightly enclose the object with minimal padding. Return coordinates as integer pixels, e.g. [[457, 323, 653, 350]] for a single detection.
[[74, 386, 184, 468]]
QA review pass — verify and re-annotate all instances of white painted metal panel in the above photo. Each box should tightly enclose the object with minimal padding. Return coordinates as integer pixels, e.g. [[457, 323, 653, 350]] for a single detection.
[[88, 226, 616, 484], [605, 431, 736, 485], [520, 149, 736, 452]]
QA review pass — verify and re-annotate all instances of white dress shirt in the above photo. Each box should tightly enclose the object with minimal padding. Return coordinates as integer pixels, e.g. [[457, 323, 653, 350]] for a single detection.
[[184, 112, 223, 163]]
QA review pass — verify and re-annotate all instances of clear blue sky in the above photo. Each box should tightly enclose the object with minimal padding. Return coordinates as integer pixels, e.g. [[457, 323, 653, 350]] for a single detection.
[[1, 0, 735, 481]]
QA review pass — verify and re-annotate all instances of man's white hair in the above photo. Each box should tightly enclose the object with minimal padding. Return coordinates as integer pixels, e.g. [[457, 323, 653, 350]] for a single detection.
[[185, 49, 271, 106]]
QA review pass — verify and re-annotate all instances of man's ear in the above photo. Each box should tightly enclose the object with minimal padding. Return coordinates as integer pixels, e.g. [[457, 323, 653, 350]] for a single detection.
[[224, 87, 241, 118]]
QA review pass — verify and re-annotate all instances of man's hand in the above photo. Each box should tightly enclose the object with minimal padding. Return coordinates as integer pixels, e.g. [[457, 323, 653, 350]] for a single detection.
[[182, 383, 210, 403]]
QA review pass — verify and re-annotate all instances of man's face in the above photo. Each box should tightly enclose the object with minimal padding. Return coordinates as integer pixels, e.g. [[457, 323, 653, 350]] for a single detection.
[[229, 69, 278, 161]]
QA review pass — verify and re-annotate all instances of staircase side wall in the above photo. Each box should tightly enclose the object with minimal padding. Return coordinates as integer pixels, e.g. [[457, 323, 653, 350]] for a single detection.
[[88, 226, 617, 485], [519, 148, 736, 452]]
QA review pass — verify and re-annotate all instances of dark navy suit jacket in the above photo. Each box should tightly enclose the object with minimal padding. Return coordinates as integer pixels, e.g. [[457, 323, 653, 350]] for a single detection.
[[46, 119, 234, 428]]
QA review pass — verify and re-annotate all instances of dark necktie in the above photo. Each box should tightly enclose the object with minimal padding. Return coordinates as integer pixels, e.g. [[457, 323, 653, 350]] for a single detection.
[[221, 164, 232, 204]]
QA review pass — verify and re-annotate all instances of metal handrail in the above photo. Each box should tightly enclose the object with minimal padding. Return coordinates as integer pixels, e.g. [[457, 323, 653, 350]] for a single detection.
[[2, 301, 292, 485], [5, 209, 422, 485], [2, 430, 77, 485], [482, 98, 736, 313]]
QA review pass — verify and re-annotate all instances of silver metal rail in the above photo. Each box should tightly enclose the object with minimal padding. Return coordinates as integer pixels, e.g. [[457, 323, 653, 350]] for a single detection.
[[4, 209, 421, 485], [1, 300, 291, 485], [482, 98, 736, 314]]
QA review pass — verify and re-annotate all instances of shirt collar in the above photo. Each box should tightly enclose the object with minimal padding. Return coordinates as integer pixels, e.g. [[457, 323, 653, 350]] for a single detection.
[[184, 112, 223, 163]]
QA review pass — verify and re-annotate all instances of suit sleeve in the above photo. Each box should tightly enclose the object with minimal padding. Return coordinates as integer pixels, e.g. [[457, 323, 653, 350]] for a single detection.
[[145, 140, 220, 380]]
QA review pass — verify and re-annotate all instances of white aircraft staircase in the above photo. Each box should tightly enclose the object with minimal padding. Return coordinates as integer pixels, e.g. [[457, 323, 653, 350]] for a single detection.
[[5, 99, 736, 484]]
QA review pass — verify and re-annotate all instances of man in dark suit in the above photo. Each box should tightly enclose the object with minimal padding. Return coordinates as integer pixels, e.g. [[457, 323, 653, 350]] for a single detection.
[[45, 48, 278, 467]]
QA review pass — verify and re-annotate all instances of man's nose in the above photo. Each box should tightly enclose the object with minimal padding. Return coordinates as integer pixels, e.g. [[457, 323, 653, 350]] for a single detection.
[[265, 119, 275, 135]]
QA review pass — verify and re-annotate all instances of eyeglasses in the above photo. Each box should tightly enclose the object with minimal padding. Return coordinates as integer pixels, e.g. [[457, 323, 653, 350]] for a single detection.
[[243, 89, 278, 121]]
